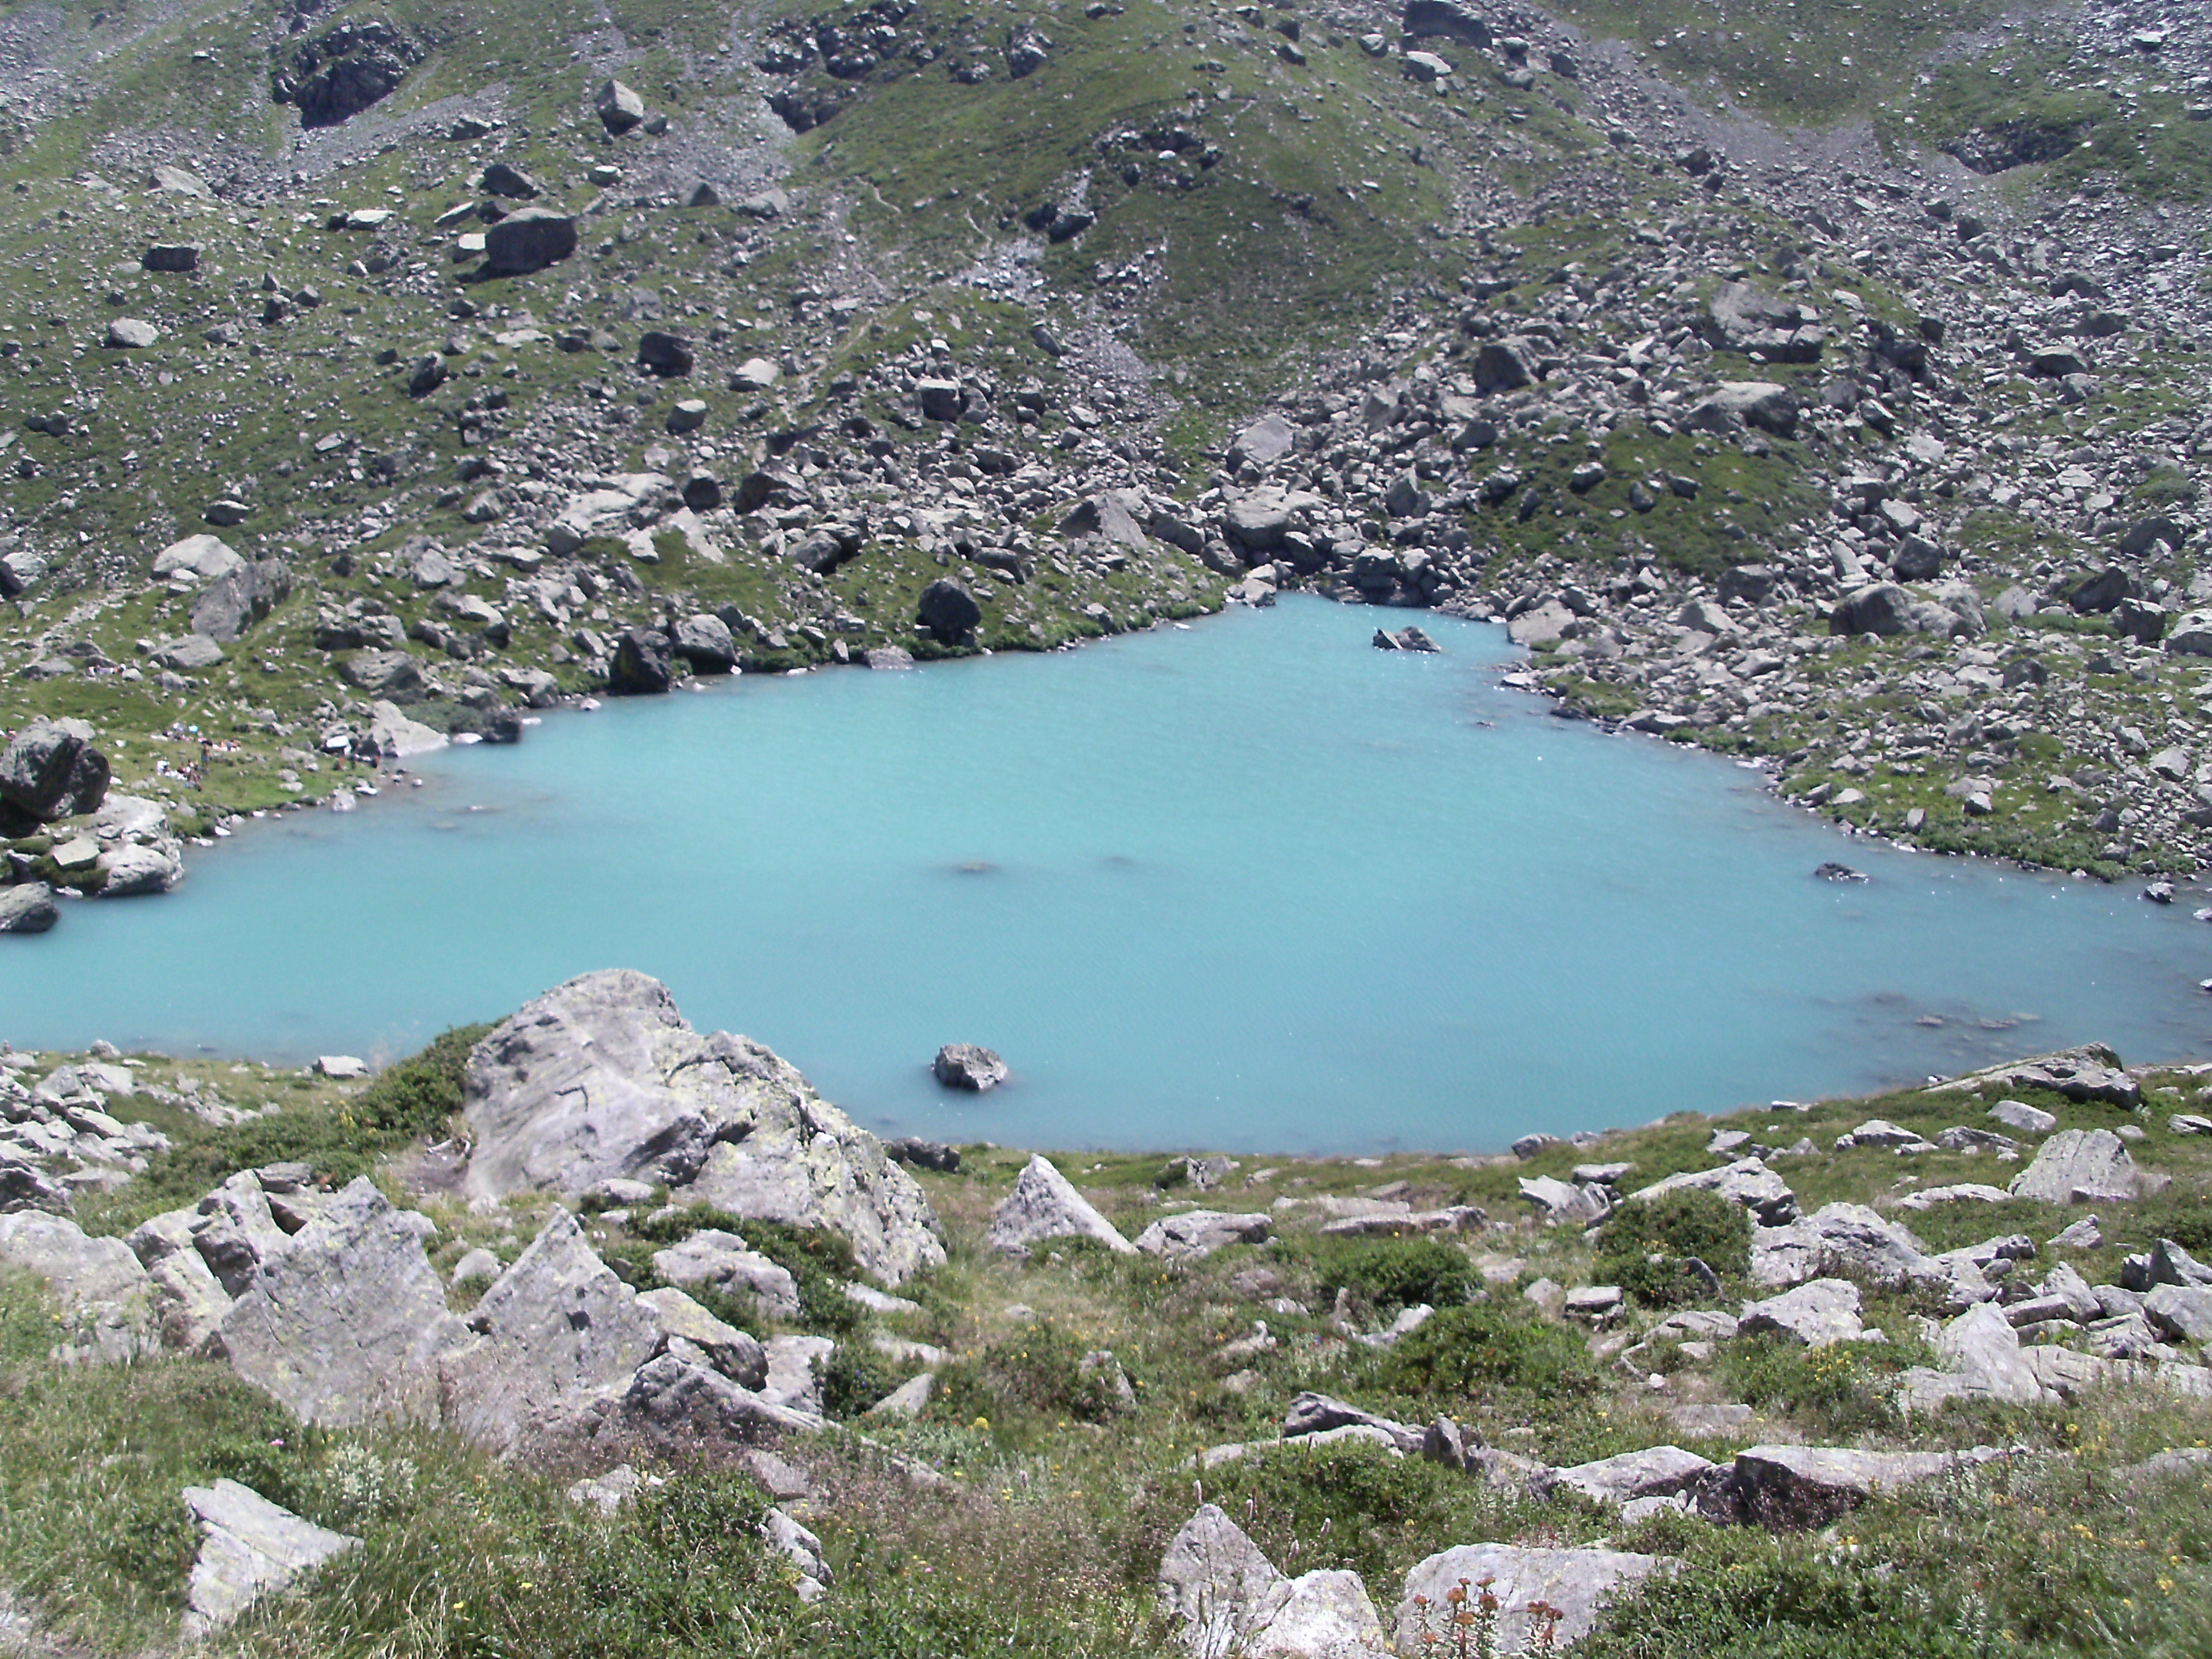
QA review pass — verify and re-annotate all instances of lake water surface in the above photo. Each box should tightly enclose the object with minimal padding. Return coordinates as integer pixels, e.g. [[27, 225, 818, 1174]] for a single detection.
[[6, 599, 2208, 1153]]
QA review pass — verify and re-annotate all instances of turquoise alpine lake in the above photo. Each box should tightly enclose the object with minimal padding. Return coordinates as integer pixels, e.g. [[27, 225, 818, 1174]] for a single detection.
[[5, 598, 2207, 1153]]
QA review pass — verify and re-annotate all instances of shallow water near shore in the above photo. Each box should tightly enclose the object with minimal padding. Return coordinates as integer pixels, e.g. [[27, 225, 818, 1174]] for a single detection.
[[7, 598, 2209, 1153]]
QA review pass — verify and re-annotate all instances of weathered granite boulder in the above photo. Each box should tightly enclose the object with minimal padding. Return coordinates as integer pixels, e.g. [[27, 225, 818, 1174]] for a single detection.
[[219, 1178, 465, 1425], [636, 1288, 769, 1387], [1629, 1157, 1798, 1225], [125, 1207, 231, 1354], [1396, 1544, 1672, 1654], [651, 1228, 802, 1321], [182, 1480, 359, 1638], [1159, 1504, 1387, 1659], [620, 1352, 823, 1446], [482, 207, 579, 275], [0, 1211, 153, 1363], [986, 1154, 1135, 1256], [1283, 1392, 1424, 1454], [0, 882, 59, 934], [1747, 1203, 1999, 1310], [1133, 1211, 1273, 1261], [2008, 1128, 2150, 1203], [461, 972, 944, 1284], [439, 1210, 664, 1453]]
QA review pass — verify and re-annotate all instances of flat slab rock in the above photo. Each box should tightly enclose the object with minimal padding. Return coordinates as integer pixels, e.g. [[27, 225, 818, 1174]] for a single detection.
[[2008, 1128, 2157, 1205], [1396, 1544, 1674, 1654], [1739, 1278, 1872, 1348], [1133, 1210, 1272, 1260], [460, 970, 944, 1284], [1699, 1443, 2007, 1529], [183, 1479, 359, 1636], [1925, 1045, 2141, 1109], [1550, 1445, 1714, 1507]]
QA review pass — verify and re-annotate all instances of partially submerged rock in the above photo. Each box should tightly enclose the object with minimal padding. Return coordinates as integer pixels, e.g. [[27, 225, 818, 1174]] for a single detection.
[[461, 972, 944, 1284]]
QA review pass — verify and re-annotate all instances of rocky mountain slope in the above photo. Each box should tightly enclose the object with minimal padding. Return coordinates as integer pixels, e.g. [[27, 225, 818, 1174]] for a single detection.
[[2, 974, 2211, 1655], [0, 0, 2210, 917]]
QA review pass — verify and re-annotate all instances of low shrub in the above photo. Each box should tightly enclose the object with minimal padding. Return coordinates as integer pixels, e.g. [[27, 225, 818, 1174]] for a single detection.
[[1379, 1301, 1599, 1407], [821, 1342, 900, 1420], [1307, 1236, 1473, 1317], [1593, 1188, 1751, 1308], [931, 1322, 1131, 1433], [1716, 1334, 1907, 1436]]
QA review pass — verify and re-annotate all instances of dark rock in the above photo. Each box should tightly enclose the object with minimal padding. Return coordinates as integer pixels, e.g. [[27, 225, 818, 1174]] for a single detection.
[[1830, 583, 1914, 637], [933, 1043, 1008, 1092], [1373, 626, 1440, 652], [2114, 599, 2169, 645], [1717, 564, 1776, 605], [885, 1137, 961, 1173], [1403, 0, 1493, 47], [917, 578, 983, 640], [1814, 863, 1867, 882], [482, 208, 579, 276], [480, 161, 540, 199], [0, 719, 109, 822], [2068, 566, 2134, 614], [142, 244, 200, 273], [190, 560, 292, 645], [337, 650, 425, 699], [608, 628, 674, 695], [637, 332, 695, 377], [276, 19, 422, 127], [407, 354, 448, 397], [2120, 516, 2185, 558], [595, 78, 645, 134], [681, 473, 723, 511], [1471, 341, 1531, 392], [1891, 537, 1944, 581], [672, 614, 737, 672]]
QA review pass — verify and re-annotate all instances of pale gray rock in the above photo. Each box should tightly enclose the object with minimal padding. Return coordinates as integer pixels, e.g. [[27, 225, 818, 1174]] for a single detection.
[[1895, 1302, 2056, 1412], [439, 1210, 664, 1453], [1133, 1210, 1272, 1260], [1750, 1203, 1965, 1299], [650, 1228, 800, 1320], [1739, 1279, 1870, 1348], [1551, 1446, 1714, 1507], [1685, 380, 1798, 437], [0, 882, 59, 934], [1989, 1099, 2058, 1135], [762, 1505, 832, 1596], [1629, 1157, 1797, 1224], [2146, 1284, 2212, 1344], [96, 842, 183, 896], [636, 1286, 768, 1387], [567, 1463, 648, 1514], [191, 1172, 295, 1296], [1158, 1504, 1386, 1659], [865, 1371, 936, 1417], [182, 1480, 359, 1638], [1283, 1392, 1424, 1454], [2009, 1128, 2147, 1203], [0, 1210, 152, 1363], [1518, 1174, 1610, 1224], [220, 1178, 465, 1426], [461, 972, 944, 1283], [932, 1042, 1008, 1091], [1397, 1544, 1671, 1654], [761, 1333, 835, 1415], [151, 533, 245, 581], [450, 1246, 501, 1284], [988, 1153, 1135, 1255]]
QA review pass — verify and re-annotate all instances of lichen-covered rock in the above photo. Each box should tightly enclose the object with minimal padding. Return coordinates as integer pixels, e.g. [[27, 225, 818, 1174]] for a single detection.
[[1159, 1504, 1386, 1658], [219, 1178, 465, 1426], [1697, 1444, 2005, 1529], [2009, 1128, 2149, 1204], [0, 1210, 153, 1363], [1628, 1156, 1797, 1225], [461, 972, 944, 1284], [439, 1210, 663, 1453], [182, 1480, 359, 1638], [1133, 1211, 1272, 1261], [650, 1229, 800, 1321]]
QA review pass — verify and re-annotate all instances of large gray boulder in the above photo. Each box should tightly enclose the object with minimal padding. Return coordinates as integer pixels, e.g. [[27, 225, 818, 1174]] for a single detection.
[[0, 1211, 153, 1363], [182, 1480, 360, 1639], [151, 533, 245, 581], [636, 1286, 768, 1387], [1628, 1156, 1797, 1225], [1396, 1544, 1672, 1654], [1685, 381, 1798, 437], [440, 1210, 664, 1453], [2008, 1128, 2148, 1203], [1, 718, 110, 822], [125, 1207, 232, 1354], [620, 1352, 823, 1447], [1829, 583, 1914, 637], [986, 1154, 1135, 1256], [1159, 1504, 1386, 1659], [189, 558, 292, 644], [460, 972, 944, 1284], [219, 1178, 465, 1425]]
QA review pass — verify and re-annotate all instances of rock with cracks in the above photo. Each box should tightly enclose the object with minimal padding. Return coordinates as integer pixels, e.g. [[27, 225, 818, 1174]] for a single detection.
[[986, 1154, 1135, 1256], [460, 971, 944, 1284]]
